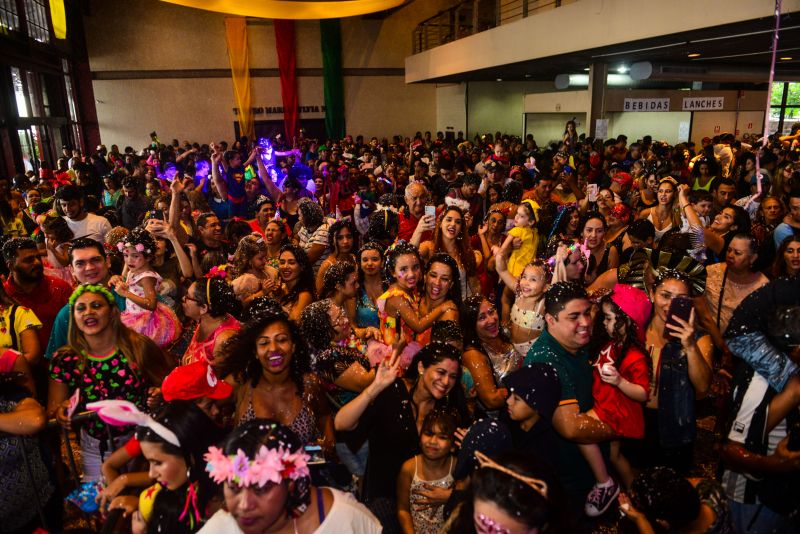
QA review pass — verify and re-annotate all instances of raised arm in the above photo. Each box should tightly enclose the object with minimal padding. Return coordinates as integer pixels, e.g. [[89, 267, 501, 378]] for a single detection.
[[210, 151, 228, 199], [256, 148, 283, 201], [494, 235, 519, 289]]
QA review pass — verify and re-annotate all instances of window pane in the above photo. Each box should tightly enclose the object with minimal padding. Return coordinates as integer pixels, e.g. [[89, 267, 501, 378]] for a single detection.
[[771, 82, 786, 106], [0, 0, 19, 31], [786, 82, 800, 106], [24, 0, 49, 43], [11, 67, 29, 117]]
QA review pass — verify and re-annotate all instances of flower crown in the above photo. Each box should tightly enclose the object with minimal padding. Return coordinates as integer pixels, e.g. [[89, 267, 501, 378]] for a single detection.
[[204, 445, 310, 488], [116, 241, 152, 255], [69, 284, 116, 307]]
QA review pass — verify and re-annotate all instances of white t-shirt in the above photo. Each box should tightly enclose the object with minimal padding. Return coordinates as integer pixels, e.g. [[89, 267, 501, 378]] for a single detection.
[[198, 487, 382, 534], [65, 213, 112, 243]]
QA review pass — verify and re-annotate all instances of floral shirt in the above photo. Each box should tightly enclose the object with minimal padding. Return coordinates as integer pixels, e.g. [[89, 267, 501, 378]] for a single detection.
[[49, 349, 149, 438]]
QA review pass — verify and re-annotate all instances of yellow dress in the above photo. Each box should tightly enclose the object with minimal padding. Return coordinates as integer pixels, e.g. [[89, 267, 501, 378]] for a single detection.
[[506, 226, 538, 277]]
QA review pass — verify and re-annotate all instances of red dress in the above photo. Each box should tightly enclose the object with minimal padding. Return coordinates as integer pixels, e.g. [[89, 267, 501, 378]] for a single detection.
[[591, 342, 649, 439]]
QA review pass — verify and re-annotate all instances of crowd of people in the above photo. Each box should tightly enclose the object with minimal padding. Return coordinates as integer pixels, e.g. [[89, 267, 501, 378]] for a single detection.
[[0, 122, 799, 533]]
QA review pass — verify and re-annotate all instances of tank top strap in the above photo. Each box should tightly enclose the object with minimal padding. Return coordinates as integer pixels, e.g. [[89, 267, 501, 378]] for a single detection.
[[413, 454, 419, 479]]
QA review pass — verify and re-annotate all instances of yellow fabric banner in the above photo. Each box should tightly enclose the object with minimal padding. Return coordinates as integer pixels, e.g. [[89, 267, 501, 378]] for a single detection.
[[49, 0, 67, 39], [161, 0, 405, 20], [224, 17, 253, 140]]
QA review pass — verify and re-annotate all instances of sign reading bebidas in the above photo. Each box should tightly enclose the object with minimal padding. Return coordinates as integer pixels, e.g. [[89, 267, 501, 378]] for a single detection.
[[623, 98, 670, 112], [682, 97, 724, 111]]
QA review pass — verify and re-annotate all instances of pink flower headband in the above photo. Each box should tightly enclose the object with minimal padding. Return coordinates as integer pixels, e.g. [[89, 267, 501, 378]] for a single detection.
[[116, 241, 152, 254], [204, 445, 310, 488]]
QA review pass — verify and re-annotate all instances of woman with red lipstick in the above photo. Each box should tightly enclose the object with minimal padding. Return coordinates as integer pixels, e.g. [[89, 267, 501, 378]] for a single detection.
[[216, 308, 334, 452], [335, 342, 469, 532]]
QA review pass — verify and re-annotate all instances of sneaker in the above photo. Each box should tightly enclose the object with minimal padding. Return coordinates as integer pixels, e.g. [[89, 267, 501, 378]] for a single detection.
[[584, 478, 620, 517]]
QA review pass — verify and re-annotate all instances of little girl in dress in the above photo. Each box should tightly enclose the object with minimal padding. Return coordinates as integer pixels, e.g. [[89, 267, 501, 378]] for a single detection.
[[109, 227, 182, 348], [494, 252, 549, 356], [397, 410, 457, 534]]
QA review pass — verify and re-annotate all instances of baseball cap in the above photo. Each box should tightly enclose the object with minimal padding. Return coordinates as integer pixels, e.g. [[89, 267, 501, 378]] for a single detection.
[[162, 360, 233, 401], [502, 363, 561, 421]]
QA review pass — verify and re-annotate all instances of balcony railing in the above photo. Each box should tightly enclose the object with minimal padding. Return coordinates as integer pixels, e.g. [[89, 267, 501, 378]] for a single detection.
[[412, 0, 572, 54]]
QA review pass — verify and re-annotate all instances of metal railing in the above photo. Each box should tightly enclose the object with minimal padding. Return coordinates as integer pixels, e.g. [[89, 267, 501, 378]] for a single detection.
[[412, 0, 571, 54]]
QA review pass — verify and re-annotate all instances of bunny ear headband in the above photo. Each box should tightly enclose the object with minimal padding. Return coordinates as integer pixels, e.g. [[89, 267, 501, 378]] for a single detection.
[[87, 400, 180, 448]]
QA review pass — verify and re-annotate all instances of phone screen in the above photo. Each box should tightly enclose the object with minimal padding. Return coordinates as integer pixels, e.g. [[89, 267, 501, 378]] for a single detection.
[[424, 205, 436, 219]]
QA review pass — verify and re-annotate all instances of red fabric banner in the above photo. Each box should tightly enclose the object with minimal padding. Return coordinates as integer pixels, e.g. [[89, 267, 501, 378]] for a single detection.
[[274, 20, 298, 140]]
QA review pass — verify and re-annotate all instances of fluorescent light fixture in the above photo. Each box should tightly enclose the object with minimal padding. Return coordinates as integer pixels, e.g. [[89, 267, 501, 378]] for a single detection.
[[687, 53, 701, 58], [617, 66, 628, 74]]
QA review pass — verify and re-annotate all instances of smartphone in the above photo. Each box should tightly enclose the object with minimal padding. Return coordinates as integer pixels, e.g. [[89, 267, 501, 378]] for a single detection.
[[304, 445, 325, 465], [148, 209, 165, 220], [424, 205, 436, 219], [663, 296, 693, 339], [587, 184, 598, 202]]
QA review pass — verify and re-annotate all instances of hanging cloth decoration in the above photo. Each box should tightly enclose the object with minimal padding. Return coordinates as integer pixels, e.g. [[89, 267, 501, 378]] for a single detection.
[[274, 20, 299, 140], [320, 19, 346, 139], [49, 0, 67, 39], [224, 17, 254, 140]]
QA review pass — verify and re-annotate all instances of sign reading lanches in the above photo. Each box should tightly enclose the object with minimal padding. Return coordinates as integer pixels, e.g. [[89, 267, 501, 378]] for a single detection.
[[623, 98, 670, 112], [682, 97, 725, 111]]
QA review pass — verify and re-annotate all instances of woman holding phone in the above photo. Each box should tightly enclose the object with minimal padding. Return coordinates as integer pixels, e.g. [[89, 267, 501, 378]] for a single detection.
[[631, 271, 713, 474]]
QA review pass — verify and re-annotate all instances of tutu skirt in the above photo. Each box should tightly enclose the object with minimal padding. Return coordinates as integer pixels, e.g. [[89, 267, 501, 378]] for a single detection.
[[121, 303, 182, 348]]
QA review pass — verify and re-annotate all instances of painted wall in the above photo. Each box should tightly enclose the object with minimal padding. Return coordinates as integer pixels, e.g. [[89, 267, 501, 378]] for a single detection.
[[466, 80, 553, 138], [436, 83, 467, 135], [83, 0, 456, 147], [607, 112, 692, 144]]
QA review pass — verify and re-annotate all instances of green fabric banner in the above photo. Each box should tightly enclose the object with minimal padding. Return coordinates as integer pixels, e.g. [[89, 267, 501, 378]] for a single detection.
[[320, 19, 345, 139]]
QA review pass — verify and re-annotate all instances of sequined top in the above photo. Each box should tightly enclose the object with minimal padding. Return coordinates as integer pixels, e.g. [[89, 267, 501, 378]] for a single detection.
[[482, 341, 523, 383], [377, 287, 419, 345], [410, 455, 454, 534], [238, 386, 318, 445]]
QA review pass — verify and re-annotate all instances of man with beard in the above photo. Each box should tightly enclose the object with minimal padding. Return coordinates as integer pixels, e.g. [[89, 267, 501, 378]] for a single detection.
[[56, 184, 111, 243], [2, 238, 72, 351]]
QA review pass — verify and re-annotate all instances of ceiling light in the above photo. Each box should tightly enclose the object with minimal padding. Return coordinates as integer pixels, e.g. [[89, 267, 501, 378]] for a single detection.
[[496, 78, 503, 81], [617, 65, 628, 74], [524, 74, 532, 78], [781, 56, 793, 60], [687, 53, 701, 58], [583, 67, 590, 71]]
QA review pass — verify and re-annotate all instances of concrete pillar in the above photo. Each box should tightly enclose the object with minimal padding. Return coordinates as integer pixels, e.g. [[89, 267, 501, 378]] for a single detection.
[[588, 62, 608, 138]]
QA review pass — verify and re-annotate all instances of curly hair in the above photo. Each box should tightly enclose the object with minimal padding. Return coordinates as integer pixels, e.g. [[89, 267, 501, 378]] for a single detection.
[[431, 205, 476, 277], [382, 241, 422, 286], [192, 278, 242, 319], [298, 197, 324, 229], [278, 244, 316, 306], [230, 234, 267, 279], [299, 299, 335, 351], [320, 261, 357, 299], [41, 216, 74, 244], [216, 308, 309, 393], [327, 218, 357, 255]]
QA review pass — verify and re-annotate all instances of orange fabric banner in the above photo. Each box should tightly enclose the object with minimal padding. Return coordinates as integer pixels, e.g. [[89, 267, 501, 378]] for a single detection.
[[224, 17, 253, 140]]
